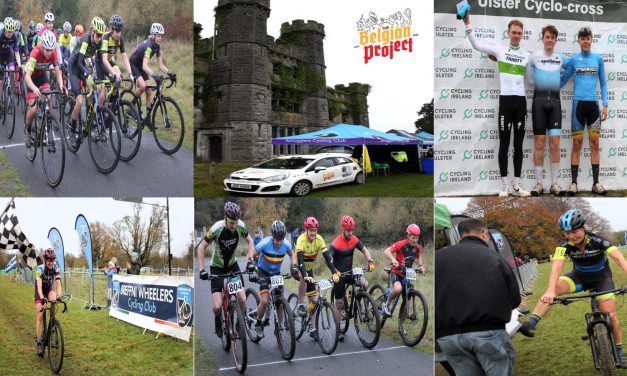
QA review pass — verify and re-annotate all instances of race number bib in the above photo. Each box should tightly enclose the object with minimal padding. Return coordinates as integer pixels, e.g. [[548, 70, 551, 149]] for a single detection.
[[270, 275, 284, 288], [352, 268, 364, 276], [227, 276, 243, 294], [405, 268, 416, 281], [316, 279, 332, 291]]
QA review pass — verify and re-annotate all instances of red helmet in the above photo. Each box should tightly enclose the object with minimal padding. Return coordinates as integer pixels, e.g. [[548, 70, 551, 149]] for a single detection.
[[340, 215, 355, 231], [43, 248, 56, 261], [406, 224, 421, 237], [304, 217, 319, 229]]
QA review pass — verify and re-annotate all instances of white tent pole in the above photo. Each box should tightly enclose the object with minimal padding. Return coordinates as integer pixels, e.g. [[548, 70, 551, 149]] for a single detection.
[[363, 143, 366, 182]]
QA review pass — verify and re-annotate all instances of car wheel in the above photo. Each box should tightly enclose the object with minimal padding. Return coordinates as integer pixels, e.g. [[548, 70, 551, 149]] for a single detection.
[[291, 180, 312, 196], [354, 172, 365, 184]]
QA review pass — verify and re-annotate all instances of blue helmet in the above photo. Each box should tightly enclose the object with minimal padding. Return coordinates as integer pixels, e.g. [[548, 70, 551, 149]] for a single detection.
[[559, 209, 586, 231]]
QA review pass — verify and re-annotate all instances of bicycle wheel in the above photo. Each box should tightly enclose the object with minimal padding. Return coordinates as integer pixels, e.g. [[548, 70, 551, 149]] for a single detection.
[[273, 295, 295, 360], [47, 318, 64, 374], [117, 99, 142, 162], [228, 302, 248, 374], [5, 92, 16, 139], [62, 96, 80, 153], [594, 323, 617, 376], [88, 107, 121, 174], [40, 116, 65, 187], [151, 96, 184, 154], [221, 308, 231, 352], [26, 116, 38, 161], [331, 293, 351, 334], [353, 291, 381, 349], [368, 284, 387, 322], [399, 290, 428, 347], [316, 299, 339, 355], [244, 288, 261, 343], [287, 293, 306, 340]]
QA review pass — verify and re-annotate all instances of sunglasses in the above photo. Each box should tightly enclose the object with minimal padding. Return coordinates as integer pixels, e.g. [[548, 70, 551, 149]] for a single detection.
[[225, 217, 238, 225], [95, 32, 103, 38]]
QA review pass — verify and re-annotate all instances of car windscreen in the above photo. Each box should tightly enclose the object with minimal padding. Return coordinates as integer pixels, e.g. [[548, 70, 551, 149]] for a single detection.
[[255, 158, 314, 169]]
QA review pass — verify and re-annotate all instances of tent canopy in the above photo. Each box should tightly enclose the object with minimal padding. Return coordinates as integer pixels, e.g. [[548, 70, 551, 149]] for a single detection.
[[415, 131, 434, 146], [272, 124, 419, 145]]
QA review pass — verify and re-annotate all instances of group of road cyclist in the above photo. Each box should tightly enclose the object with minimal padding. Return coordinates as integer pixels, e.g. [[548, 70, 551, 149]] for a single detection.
[[460, 7, 609, 197], [196, 201, 425, 343], [0, 11, 175, 147]]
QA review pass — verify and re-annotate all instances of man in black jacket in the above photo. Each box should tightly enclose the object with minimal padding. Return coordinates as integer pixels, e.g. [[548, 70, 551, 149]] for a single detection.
[[436, 218, 521, 376]]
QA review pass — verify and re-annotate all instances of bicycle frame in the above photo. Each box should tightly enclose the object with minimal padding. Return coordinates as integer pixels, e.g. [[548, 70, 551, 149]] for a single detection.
[[338, 267, 370, 318], [130, 76, 175, 127], [381, 267, 415, 319]]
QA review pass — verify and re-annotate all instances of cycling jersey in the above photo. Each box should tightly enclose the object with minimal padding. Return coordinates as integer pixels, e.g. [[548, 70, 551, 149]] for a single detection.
[[0, 30, 19, 55], [26, 31, 36, 53], [58, 32, 71, 48], [390, 239, 421, 277], [68, 32, 102, 96], [326, 234, 365, 272], [560, 51, 608, 106], [34, 263, 61, 292], [255, 236, 292, 275], [553, 231, 616, 273], [130, 37, 160, 65], [204, 219, 249, 268], [295, 233, 327, 270], [527, 48, 566, 136], [27, 44, 58, 77], [466, 25, 530, 96], [99, 32, 125, 62]]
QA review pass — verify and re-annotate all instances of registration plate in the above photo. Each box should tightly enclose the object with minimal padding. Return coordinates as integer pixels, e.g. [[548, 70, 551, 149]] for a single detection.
[[270, 275, 284, 288], [352, 268, 364, 276], [405, 268, 416, 281], [227, 276, 243, 294], [232, 183, 252, 189], [316, 279, 332, 291]]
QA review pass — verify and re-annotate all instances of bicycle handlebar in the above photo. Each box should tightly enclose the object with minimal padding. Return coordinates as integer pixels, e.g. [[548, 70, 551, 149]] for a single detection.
[[207, 269, 251, 281], [29, 90, 66, 106], [552, 286, 627, 305]]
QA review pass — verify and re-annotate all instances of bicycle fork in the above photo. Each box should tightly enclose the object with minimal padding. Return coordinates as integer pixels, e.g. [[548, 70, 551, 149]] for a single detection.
[[585, 311, 620, 370]]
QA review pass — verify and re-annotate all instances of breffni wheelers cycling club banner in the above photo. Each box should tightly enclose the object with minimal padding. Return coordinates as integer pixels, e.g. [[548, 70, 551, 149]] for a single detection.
[[110, 275, 193, 341], [0, 199, 39, 269], [435, 1, 627, 195]]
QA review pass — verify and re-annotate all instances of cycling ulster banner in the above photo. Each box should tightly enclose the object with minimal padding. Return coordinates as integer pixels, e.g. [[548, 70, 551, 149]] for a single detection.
[[0, 199, 39, 269], [74, 214, 92, 276], [434, 0, 627, 195], [48, 227, 65, 275], [110, 275, 193, 341]]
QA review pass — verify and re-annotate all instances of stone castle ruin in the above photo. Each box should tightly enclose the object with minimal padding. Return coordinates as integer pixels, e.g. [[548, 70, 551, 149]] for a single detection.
[[194, 0, 371, 162]]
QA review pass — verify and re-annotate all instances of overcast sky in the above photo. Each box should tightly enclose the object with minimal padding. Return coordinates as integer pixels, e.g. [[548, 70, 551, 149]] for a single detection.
[[3, 198, 194, 257], [436, 198, 627, 232], [195, 0, 434, 133]]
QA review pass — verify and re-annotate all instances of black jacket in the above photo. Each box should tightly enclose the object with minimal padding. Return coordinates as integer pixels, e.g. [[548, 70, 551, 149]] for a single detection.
[[435, 236, 521, 339]]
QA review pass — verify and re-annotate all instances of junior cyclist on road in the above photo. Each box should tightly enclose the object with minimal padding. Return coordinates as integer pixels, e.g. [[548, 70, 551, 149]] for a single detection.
[[519, 209, 627, 367], [0, 17, 22, 100], [381, 224, 425, 316], [246, 220, 299, 340], [323, 215, 375, 341], [197, 201, 256, 338], [34, 249, 63, 356], [95, 14, 133, 106]]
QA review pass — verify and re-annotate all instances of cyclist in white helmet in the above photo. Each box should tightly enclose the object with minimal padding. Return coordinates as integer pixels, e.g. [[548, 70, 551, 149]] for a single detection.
[[0, 17, 22, 102], [59, 21, 72, 58]]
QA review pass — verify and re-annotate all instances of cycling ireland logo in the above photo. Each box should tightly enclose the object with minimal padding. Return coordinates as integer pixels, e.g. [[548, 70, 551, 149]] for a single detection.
[[357, 8, 414, 64]]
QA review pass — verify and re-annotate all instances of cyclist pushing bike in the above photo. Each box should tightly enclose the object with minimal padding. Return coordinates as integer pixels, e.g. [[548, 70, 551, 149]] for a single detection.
[[381, 224, 425, 317], [245, 220, 299, 340], [323, 215, 375, 342], [35, 249, 63, 357], [197, 202, 256, 339], [520, 209, 627, 367]]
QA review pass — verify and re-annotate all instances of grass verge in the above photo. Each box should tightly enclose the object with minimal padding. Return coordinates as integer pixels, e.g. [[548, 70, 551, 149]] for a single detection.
[[0, 150, 30, 196]]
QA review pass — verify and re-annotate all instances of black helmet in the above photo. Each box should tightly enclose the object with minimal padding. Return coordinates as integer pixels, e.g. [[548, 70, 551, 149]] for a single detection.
[[109, 14, 123, 31], [271, 220, 287, 240], [223, 201, 241, 220], [559, 209, 586, 231]]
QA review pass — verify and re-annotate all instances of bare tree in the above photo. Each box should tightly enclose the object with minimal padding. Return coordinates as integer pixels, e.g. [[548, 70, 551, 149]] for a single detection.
[[112, 203, 166, 266]]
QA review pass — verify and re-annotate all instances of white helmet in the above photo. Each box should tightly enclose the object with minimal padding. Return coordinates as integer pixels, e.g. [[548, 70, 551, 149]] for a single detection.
[[63, 21, 71, 32], [150, 23, 164, 35], [44, 12, 54, 22], [40, 30, 56, 49], [36, 23, 43, 32], [0, 22, 4, 32]]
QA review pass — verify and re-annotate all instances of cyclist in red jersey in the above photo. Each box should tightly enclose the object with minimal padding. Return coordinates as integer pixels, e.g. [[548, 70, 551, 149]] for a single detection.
[[381, 224, 425, 316], [323, 215, 375, 341]]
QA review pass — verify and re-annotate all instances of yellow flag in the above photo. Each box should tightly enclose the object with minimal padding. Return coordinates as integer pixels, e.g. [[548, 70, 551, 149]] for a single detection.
[[363, 145, 372, 173]]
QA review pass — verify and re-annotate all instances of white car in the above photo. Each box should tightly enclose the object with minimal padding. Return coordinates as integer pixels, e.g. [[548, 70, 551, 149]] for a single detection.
[[224, 153, 364, 196]]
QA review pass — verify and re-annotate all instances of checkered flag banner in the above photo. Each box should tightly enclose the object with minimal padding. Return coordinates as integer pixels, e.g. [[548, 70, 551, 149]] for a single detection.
[[0, 200, 40, 269]]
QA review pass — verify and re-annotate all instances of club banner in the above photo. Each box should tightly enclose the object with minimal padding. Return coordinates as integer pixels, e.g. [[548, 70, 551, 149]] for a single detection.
[[434, 0, 627, 195], [110, 275, 193, 342], [74, 214, 93, 276], [47, 227, 65, 275]]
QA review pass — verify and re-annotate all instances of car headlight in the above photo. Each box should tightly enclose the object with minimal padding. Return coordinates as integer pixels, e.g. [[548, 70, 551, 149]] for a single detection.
[[262, 174, 288, 183]]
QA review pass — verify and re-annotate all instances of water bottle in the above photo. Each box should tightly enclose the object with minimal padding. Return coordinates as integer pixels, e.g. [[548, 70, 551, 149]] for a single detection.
[[307, 302, 315, 315], [385, 287, 391, 298]]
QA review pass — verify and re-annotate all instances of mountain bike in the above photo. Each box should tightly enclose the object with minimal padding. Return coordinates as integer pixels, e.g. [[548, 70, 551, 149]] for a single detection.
[[330, 267, 381, 349], [207, 269, 249, 374], [39, 297, 67, 374], [245, 271, 296, 360], [369, 266, 429, 346], [24, 89, 66, 187], [121, 75, 184, 155], [287, 277, 339, 354], [552, 286, 627, 376]]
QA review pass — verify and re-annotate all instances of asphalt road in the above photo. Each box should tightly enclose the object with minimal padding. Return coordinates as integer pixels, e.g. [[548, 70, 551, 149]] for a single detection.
[[194, 259, 433, 376], [0, 105, 192, 196]]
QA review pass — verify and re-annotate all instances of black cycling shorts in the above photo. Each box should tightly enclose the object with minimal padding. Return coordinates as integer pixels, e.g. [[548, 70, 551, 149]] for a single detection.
[[560, 268, 615, 299], [209, 263, 244, 294], [131, 61, 149, 82], [532, 99, 561, 136], [304, 269, 316, 297], [571, 100, 601, 137], [332, 271, 364, 300], [257, 268, 284, 296]]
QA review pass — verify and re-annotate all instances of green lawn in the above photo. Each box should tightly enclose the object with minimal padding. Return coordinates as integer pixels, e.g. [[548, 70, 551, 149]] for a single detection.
[[512, 250, 627, 375], [0, 276, 192, 376], [0, 151, 29, 196], [195, 162, 434, 197]]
